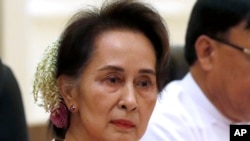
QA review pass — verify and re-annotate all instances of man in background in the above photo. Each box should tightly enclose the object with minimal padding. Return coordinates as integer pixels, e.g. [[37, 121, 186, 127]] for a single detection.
[[141, 0, 250, 140]]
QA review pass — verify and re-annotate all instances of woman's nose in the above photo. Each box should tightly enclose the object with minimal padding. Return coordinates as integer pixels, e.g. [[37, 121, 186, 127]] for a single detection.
[[118, 84, 138, 112]]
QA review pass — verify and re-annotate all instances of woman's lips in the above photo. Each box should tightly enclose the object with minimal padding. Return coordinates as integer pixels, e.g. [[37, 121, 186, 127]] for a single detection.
[[111, 119, 136, 129]]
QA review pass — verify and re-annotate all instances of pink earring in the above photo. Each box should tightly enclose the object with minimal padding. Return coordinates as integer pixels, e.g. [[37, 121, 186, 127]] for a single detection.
[[69, 104, 76, 112]]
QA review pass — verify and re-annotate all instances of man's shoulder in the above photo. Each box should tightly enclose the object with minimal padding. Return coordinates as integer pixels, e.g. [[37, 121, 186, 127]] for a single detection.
[[157, 80, 188, 109], [153, 78, 203, 123]]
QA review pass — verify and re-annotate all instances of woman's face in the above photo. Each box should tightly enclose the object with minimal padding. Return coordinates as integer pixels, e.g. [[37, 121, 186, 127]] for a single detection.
[[69, 29, 157, 141]]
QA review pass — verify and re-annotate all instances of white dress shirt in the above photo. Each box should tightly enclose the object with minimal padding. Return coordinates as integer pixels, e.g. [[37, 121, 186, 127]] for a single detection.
[[141, 73, 231, 141]]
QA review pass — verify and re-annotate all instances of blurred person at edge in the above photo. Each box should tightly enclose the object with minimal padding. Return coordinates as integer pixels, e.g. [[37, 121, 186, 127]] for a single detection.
[[141, 0, 250, 141], [32, 0, 169, 141], [0, 59, 29, 141]]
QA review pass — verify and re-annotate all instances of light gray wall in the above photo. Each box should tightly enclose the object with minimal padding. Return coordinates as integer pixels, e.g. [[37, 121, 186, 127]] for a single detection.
[[0, 0, 2, 56]]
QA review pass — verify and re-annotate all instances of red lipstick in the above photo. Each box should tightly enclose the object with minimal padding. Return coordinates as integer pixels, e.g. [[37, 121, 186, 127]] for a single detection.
[[111, 119, 136, 129]]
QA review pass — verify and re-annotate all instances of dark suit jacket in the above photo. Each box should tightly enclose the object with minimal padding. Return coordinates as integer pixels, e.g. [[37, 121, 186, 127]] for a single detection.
[[0, 59, 29, 141]]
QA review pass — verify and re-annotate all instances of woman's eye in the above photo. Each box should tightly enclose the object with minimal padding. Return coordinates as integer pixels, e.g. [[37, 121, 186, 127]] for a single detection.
[[109, 77, 118, 83], [105, 76, 121, 85], [137, 80, 152, 88], [100, 75, 122, 92]]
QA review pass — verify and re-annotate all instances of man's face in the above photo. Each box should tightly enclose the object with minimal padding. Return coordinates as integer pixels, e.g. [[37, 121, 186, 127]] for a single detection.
[[207, 21, 250, 122]]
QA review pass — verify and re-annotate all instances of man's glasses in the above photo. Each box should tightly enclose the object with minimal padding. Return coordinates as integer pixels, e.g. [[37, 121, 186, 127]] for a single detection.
[[208, 36, 250, 56]]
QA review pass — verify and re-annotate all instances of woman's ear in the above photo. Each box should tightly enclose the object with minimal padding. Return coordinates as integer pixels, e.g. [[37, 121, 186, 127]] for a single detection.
[[195, 35, 215, 71], [57, 75, 77, 106]]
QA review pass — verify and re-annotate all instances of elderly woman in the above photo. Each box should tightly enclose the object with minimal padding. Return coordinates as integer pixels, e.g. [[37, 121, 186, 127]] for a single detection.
[[33, 0, 169, 141]]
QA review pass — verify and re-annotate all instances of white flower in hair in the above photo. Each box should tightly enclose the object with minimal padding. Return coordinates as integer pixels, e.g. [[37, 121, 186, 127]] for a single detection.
[[33, 40, 62, 112]]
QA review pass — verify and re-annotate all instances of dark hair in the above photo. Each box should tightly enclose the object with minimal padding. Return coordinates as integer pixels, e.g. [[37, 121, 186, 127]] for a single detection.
[[185, 0, 250, 66], [52, 0, 169, 139]]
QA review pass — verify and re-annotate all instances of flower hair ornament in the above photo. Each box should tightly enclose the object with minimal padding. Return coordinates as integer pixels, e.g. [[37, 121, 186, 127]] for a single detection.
[[32, 40, 69, 128]]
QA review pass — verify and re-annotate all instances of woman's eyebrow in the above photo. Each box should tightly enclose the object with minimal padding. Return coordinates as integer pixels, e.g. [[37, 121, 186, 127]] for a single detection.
[[97, 65, 124, 72], [138, 69, 156, 76], [98, 65, 156, 76]]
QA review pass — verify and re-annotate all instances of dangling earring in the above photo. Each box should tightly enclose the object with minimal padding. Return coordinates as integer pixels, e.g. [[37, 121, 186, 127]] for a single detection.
[[69, 104, 76, 112]]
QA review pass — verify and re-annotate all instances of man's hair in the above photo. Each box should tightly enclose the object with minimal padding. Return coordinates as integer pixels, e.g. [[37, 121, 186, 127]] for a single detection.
[[185, 0, 250, 66]]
